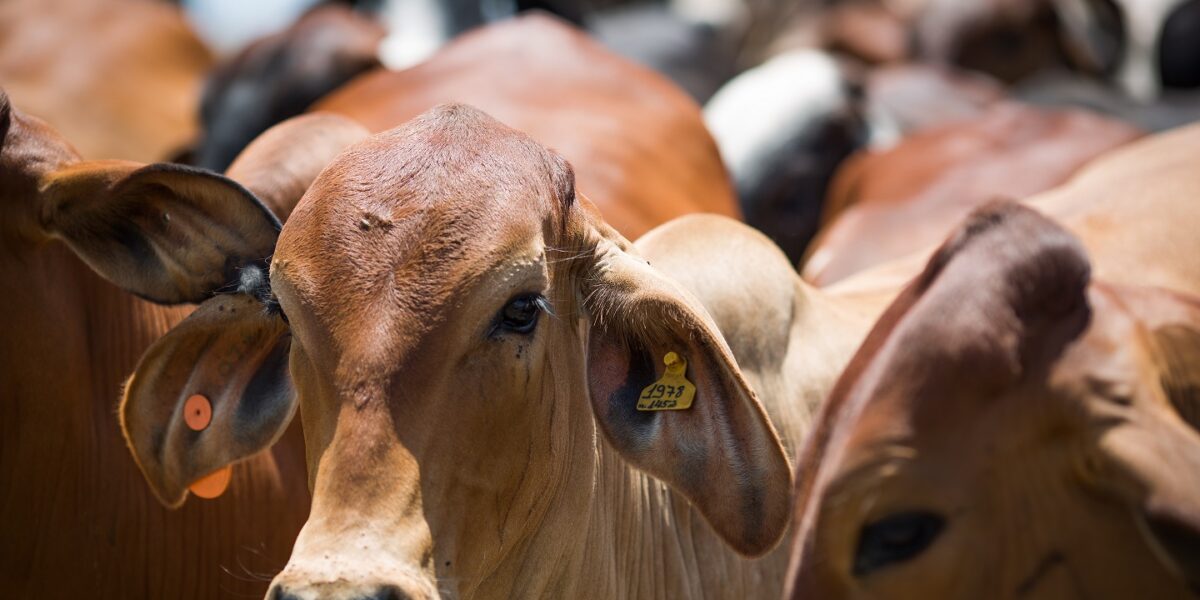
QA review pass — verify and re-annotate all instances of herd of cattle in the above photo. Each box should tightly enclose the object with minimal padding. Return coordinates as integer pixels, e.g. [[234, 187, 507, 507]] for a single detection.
[[3, 0, 1200, 598]]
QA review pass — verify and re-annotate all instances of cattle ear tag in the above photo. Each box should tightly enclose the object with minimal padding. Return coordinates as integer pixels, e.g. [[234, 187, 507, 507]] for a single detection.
[[182, 394, 231, 499], [637, 352, 696, 411]]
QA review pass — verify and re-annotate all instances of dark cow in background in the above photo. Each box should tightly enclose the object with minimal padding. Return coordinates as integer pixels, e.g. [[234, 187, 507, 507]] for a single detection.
[[1054, 0, 1200, 99], [192, 5, 385, 171], [704, 49, 866, 263], [0, 89, 366, 598]]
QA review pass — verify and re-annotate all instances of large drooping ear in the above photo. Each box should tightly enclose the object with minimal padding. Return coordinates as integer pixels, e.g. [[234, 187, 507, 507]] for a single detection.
[[38, 161, 280, 304], [120, 293, 294, 507], [581, 224, 793, 557], [885, 200, 1093, 398], [225, 112, 369, 222]]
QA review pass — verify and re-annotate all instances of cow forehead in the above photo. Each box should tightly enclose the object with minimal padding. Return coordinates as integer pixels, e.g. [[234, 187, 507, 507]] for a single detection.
[[831, 289, 1152, 487], [271, 104, 573, 359]]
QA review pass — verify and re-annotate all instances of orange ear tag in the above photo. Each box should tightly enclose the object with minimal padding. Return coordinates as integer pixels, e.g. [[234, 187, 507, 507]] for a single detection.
[[637, 352, 696, 411], [188, 466, 232, 499], [184, 394, 212, 431], [182, 393, 230, 498]]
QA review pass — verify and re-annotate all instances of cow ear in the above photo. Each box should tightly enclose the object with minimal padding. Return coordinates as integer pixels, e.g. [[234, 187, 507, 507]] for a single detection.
[[120, 293, 295, 507], [582, 233, 792, 556], [38, 161, 280, 304]]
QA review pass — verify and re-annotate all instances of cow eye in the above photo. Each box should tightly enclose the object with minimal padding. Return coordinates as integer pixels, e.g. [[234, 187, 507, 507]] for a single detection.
[[495, 294, 545, 335], [853, 511, 944, 577]]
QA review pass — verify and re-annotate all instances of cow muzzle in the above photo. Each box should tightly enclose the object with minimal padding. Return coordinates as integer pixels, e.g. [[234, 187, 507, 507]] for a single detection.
[[267, 577, 440, 600]]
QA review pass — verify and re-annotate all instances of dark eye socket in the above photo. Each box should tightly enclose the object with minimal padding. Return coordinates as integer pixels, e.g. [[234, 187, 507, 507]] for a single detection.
[[853, 511, 944, 577], [495, 294, 546, 336]]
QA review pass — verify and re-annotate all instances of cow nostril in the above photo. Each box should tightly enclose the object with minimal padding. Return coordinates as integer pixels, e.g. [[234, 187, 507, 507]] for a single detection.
[[266, 584, 300, 600], [365, 585, 409, 600], [265, 583, 417, 600]]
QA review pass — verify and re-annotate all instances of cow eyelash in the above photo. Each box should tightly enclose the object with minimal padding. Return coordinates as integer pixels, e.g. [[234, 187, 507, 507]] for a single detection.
[[490, 293, 551, 337]]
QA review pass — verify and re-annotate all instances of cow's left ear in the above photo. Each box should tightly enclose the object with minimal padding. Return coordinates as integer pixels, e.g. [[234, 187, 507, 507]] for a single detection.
[[582, 232, 793, 557], [120, 293, 295, 507], [38, 161, 280, 304]]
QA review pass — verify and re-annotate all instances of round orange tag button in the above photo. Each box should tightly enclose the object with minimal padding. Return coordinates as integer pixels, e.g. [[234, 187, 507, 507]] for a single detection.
[[184, 394, 212, 431], [188, 465, 232, 499]]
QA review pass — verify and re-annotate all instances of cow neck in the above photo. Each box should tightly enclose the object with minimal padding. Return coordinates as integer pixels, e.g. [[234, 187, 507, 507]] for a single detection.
[[761, 279, 891, 453], [553, 281, 885, 599]]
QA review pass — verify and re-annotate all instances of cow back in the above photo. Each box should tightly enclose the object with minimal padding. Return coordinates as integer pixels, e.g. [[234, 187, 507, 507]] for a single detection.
[[315, 14, 738, 239]]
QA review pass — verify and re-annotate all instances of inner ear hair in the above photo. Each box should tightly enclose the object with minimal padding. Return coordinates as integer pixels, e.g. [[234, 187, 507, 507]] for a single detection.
[[1148, 324, 1200, 430], [39, 161, 282, 305]]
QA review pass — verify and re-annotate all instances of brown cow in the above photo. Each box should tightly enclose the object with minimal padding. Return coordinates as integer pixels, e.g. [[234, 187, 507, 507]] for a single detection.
[[786, 201, 1200, 598], [0, 90, 366, 597], [314, 13, 739, 239], [0, 0, 213, 162], [827, 120, 1200, 301], [120, 103, 794, 599], [803, 102, 1141, 286]]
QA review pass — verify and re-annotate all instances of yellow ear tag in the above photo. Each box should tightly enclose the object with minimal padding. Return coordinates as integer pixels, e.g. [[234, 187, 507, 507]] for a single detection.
[[637, 352, 696, 411]]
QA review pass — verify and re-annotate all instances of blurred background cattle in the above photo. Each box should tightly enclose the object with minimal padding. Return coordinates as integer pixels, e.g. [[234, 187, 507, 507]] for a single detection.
[[4, 0, 1200, 597]]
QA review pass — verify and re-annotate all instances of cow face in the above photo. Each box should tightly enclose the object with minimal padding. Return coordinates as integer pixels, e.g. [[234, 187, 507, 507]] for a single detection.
[[120, 104, 792, 599], [788, 202, 1200, 598]]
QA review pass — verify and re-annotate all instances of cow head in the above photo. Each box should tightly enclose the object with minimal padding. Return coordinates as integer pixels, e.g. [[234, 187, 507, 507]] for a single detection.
[[787, 201, 1200, 598], [120, 104, 792, 598]]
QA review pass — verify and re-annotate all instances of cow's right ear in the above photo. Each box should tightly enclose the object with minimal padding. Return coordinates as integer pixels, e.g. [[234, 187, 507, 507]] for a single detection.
[[120, 293, 295, 507], [38, 161, 280, 304]]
